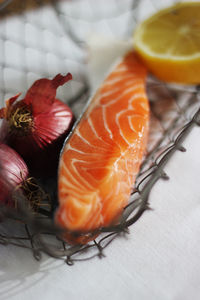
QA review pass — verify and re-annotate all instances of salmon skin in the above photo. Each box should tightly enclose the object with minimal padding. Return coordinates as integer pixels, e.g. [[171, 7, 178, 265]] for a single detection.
[[55, 51, 149, 244]]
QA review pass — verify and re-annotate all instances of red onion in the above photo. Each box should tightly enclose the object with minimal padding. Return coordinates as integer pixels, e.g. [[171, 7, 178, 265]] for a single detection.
[[0, 73, 74, 175], [0, 143, 28, 206]]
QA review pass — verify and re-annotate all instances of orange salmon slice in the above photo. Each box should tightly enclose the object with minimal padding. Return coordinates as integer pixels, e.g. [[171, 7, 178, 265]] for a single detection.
[[55, 51, 149, 244]]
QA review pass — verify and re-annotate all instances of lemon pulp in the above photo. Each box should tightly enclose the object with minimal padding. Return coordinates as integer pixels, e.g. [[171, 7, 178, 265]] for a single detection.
[[134, 2, 200, 84]]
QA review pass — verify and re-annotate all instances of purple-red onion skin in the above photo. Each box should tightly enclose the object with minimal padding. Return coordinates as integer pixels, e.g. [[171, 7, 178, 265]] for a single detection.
[[0, 99, 74, 156], [0, 144, 28, 206], [0, 74, 75, 176]]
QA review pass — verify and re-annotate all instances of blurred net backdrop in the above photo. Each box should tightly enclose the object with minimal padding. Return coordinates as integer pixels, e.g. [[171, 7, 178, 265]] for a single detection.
[[0, 0, 200, 262], [0, 0, 179, 115]]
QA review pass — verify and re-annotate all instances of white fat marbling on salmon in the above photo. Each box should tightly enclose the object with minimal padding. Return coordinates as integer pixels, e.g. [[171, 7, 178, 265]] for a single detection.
[[102, 106, 113, 139], [56, 52, 149, 239], [87, 117, 111, 147], [101, 85, 144, 107]]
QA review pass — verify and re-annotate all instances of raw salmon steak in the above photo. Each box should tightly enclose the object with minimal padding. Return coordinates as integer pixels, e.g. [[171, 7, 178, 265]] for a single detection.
[[55, 51, 149, 244]]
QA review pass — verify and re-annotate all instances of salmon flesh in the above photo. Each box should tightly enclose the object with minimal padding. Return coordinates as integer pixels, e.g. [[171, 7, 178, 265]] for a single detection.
[[55, 51, 149, 244]]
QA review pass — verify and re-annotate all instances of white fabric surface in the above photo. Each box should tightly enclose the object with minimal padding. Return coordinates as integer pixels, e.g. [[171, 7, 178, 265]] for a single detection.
[[0, 1, 200, 299], [0, 128, 200, 300]]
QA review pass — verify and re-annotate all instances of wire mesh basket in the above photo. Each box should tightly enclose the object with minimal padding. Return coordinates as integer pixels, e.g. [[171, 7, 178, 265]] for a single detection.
[[0, 0, 200, 265]]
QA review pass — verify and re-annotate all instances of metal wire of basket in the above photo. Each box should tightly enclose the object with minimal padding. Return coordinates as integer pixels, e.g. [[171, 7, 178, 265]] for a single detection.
[[0, 0, 199, 265]]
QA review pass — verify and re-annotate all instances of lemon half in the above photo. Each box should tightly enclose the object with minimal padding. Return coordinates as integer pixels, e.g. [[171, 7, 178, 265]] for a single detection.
[[134, 2, 200, 84]]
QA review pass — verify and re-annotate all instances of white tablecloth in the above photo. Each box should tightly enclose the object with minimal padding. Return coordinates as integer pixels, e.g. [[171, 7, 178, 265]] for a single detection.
[[0, 127, 200, 300]]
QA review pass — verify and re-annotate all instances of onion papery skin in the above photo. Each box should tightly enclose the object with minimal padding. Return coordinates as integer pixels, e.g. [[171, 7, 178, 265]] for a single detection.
[[0, 143, 28, 206], [0, 73, 74, 176]]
